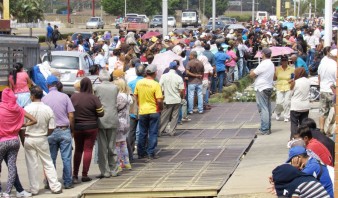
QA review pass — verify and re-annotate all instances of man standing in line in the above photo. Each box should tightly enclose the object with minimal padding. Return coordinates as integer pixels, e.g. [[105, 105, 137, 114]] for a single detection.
[[249, 48, 275, 135], [159, 61, 185, 136], [186, 51, 204, 114], [24, 86, 62, 195], [318, 49, 337, 135], [135, 64, 163, 161], [46, 23, 53, 44], [42, 76, 75, 189], [94, 70, 119, 177]]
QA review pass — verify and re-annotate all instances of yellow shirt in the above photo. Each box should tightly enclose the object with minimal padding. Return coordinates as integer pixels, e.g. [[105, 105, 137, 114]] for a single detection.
[[275, 65, 295, 91], [135, 78, 163, 115]]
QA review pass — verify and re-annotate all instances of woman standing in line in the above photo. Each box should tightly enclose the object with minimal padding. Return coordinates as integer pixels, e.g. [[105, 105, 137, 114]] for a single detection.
[[289, 68, 310, 140], [8, 63, 32, 107], [274, 55, 294, 122], [71, 77, 104, 183], [114, 78, 133, 171], [0, 88, 37, 198]]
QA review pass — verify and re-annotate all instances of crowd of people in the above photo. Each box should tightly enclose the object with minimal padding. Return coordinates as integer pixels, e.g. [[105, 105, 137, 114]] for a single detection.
[[0, 15, 337, 197]]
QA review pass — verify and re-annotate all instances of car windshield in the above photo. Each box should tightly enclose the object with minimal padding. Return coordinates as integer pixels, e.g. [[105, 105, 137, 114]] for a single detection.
[[89, 18, 99, 22], [183, 12, 196, 17], [126, 17, 142, 22], [153, 18, 162, 22], [207, 21, 221, 25], [168, 18, 174, 21], [43, 56, 79, 69]]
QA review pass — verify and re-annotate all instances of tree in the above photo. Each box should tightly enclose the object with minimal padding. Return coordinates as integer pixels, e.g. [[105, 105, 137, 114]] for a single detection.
[[10, 0, 44, 22], [204, 0, 229, 17]]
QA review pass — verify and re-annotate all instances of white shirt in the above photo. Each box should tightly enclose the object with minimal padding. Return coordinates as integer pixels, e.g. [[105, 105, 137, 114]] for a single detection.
[[314, 28, 321, 39], [89, 38, 95, 47], [159, 70, 184, 104], [102, 44, 109, 63], [108, 56, 117, 74], [125, 67, 137, 84], [24, 102, 55, 136], [290, 77, 310, 111], [253, 59, 275, 91], [306, 35, 319, 49], [94, 54, 106, 69], [78, 44, 84, 52], [318, 56, 337, 93]]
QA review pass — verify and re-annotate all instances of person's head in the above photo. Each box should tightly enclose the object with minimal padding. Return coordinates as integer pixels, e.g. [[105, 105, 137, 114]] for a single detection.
[[298, 125, 312, 145], [131, 58, 140, 68], [54, 25, 58, 29], [136, 65, 145, 77], [113, 78, 130, 94], [80, 77, 93, 94], [294, 67, 307, 79], [99, 69, 110, 82], [48, 23, 51, 26], [89, 64, 100, 75], [145, 64, 157, 78], [112, 69, 125, 81], [1, 88, 17, 105], [98, 38, 105, 45], [281, 55, 289, 67], [290, 54, 298, 62], [169, 61, 178, 70], [218, 46, 224, 52], [286, 145, 308, 164], [328, 49, 337, 61], [29, 86, 43, 101], [323, 46, 331, 56], [189, 51, 198, 60], [204, 44, 211, 51], [301, 118, 317, 129], [261, 48, 272, 59], [56, 81, 63, 92], [147, 54, 154, 64], [46, 75, 59, 88], [11, 63, 24, 85]]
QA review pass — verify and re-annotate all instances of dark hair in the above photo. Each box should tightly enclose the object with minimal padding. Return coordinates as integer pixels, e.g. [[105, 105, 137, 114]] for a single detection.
[[204, 44, 211, 50], [80, 77, 93, 94], [89, 64, 100, 75], [281, 55, 288, 61], [301, 118, 317, 129], [12, 63, 24, 85], [30, 85, 43, 99], [136, 65, 145, 76], [56, 81, 63, 92], [174, 59, 180, 66], [298, 125, 312, 139], [323, 46, 331, 56]]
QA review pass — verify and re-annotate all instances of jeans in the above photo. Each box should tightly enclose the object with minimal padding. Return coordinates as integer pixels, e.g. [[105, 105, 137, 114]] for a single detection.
[[307, 48, 316, 67], [127, 117, 138, 160], [138, 113, 160, 157], [48, 128, 73, 186], [188, 83, 203, 113], [237, 58, 244, 79], [256, 88, 273, 133], [217, 71, 225, 93], [211, 76, 217, 93]]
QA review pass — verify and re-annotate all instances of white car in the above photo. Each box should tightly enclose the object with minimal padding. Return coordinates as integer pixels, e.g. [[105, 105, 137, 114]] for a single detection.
[[168, 16, 176, 28], [86, 17, 104, 29], [138, 14, 150, 23]]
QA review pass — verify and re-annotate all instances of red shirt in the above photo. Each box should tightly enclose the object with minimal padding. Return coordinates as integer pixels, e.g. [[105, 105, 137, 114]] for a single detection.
[[307, 138, 333, 166]]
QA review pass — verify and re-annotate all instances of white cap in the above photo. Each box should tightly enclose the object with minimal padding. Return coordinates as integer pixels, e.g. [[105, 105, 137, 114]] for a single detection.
[[330, 49, 337, 56]]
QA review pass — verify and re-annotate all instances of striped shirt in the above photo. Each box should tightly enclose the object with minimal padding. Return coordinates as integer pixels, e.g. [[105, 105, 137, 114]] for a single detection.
[[292, 181, 330, 198]]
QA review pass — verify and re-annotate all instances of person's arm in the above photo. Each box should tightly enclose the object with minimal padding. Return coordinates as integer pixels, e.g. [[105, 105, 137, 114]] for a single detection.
[[23, 111, 37, 127], [318, 75, 321, 87], [273, 67, 277, 81], [68, 112, 75, 136], [249, 69, 256, 78], [157, 98, 164, 111], [186, 69, 202, 78], [155, 84, 164, 111]]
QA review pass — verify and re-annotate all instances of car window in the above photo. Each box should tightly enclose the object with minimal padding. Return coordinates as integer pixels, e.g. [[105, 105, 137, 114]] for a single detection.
[[44, 56, 80, 69], [89, 18, 99, 22], [168, 18, 174, 21]]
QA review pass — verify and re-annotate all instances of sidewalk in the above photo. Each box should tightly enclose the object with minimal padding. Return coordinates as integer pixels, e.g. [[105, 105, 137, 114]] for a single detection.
[[218, 103, 320, 197]]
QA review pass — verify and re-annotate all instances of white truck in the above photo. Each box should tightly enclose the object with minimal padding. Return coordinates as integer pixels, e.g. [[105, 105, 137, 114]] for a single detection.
[[181, 10, 199, 28]]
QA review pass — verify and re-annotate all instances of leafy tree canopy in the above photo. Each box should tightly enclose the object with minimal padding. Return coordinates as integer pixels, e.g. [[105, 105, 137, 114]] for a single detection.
[[10, 0, 44, 22]]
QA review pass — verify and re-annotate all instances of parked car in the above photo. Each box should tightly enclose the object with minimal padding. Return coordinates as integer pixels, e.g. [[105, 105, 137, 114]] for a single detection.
[[42, 51, 94, 95], [86, 17, 104, 29], [219, 16, 231, 24], [150, 17, 162, 28], [120, 17, 149, 32], [168, 16, 176, 28], [230, 18, 237, 24], [138, 14, 150, 23], [205, 20, 226, 30], [126, 13, 139, 17]]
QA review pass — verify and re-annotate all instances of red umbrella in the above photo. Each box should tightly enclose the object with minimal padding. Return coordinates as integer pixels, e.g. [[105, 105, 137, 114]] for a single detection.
[[141, 31, 161, 40], [254, 47, 295, 58]]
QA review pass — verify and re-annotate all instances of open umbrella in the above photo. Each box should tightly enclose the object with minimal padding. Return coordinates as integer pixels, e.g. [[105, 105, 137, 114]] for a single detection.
[[254, 47, 295, 58], [227, 24, 245, 30], [173, 28, 189, 35], [141, 31, 161, 40], [151, 50, 185, 80]]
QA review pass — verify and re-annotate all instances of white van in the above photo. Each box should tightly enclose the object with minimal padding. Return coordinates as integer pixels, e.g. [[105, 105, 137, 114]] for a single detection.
[[256, 11, 268, 21]]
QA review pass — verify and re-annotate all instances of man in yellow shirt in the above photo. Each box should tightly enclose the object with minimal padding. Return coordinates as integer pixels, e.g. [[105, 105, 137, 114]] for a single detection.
[[274, 55, 295, 122], [135, 64, 163, 161]]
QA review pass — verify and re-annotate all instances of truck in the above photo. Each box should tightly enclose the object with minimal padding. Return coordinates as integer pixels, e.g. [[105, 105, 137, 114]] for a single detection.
[[256, 11, 269, 21], [0, 35, 40, 93], [181, 10, 199, 28], [120, 17, 148, 33]]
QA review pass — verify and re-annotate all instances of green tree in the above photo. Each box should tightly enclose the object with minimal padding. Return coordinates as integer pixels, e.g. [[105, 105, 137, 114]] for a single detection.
[[10, 0, 44, 22], [204, 0, 229, 17]]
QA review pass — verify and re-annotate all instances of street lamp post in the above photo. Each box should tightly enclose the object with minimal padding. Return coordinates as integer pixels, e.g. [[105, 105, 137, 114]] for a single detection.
[[125, 0, 127, 17], [252, 0, 255, 24], [162, 0, 168, 36], [212, 0, 216, 30]]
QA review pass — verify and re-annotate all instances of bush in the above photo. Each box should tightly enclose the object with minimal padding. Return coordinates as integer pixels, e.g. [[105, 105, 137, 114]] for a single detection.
[[226, 14, 251, 22], [38, 32, 74, 43]]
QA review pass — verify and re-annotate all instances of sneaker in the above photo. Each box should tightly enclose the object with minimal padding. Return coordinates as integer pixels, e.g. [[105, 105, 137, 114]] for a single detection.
[[51, 189, 63, 194], [72, 176, 80, 184], [145, 155, 159, 163], [188, 111, 193, 115], [81, 176, 92, 182], [64, 184, 74, 189], [193, 109, 198, 113], [16, 190, 32, 197], [275, 114, 281, 121], [198, 111, 203, 114], [181, 117, 191, 122], [2, 193, 10, 198], [110, 171, 120, 177], [284, 118, 289, 122], [124, 164, 132, 170]]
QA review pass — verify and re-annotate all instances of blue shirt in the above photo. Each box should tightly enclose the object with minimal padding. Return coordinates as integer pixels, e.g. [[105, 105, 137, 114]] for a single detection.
[[295, 57, 309, 74], [214, 51, 230, 72], [302, 157, 333, 198], [47, 26, 53, 38], [128, 76, 144, 118]]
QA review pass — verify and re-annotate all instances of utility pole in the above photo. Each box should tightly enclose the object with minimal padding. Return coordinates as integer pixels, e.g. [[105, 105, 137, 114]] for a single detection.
[[324, 0, 332, 46], [314, 0, 316, 17], [162, 0, 168, 36], [212, 0, 216, 30], [67, 0, 71, 23], [125, 0, 127, 17], [276, 0, 281, 18], [203, 0, 205, 25], [187, 0, 189, 9], [252, 0, 255, 24], [294, 0, 296, 16], [309, 3, 311, 18], [92, 0, 95, 17], [297, 1, 300, 18]]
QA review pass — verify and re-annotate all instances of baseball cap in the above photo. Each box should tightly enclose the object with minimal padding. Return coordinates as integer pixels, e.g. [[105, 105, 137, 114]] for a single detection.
[[169, 61, 178, 69], [112, 69, 125, 78], [261, 48, 272, 56], [46, 75, 59, 85], [330, 49, 337, 57], [146, 64, 157, 74], [285, 146, 307, 163]]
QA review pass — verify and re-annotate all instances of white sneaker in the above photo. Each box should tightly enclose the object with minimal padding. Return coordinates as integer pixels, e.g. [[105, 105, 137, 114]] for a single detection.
[[275, 114, 280, 121], [16, 190, 32, 197], [284, 118, 289, 122], [3, 193, 10, 198]]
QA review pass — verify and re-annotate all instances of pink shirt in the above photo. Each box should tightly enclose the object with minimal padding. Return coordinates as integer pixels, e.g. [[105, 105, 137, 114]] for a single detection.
[[9, 72, 30, 93], [226, 50, 237, 67]]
